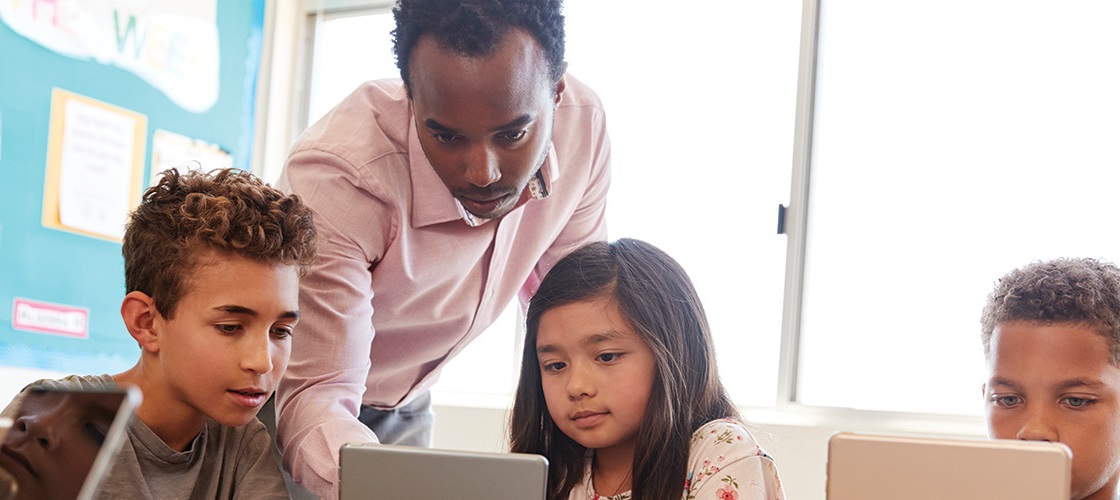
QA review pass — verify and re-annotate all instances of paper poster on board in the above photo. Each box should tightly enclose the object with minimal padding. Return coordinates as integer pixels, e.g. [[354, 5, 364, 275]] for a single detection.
[[150, 129, 233, 184], [41, 88, 147, 242]]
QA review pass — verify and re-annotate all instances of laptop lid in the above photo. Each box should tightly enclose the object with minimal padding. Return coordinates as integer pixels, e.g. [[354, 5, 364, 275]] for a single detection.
[[827, 431, 1071, 500], [0, 386, 140, 500], [339, 443, 549, 500]]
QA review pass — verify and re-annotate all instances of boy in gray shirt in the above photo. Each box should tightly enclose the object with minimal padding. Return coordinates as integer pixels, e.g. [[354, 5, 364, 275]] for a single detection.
[[1, 168, 317, 499]]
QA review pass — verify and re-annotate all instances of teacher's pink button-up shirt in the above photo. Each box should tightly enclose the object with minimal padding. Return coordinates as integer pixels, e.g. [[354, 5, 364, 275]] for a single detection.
[[275, 74, 611, 498]]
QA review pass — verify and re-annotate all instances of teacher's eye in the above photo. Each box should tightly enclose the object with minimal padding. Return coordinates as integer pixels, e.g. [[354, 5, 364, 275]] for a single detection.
[[433, 133, 459, 144], [500, 130, 527, 142]]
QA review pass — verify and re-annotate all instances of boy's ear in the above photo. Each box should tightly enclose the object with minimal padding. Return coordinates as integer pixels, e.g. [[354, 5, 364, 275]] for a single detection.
[[121, 291, 161, 353]]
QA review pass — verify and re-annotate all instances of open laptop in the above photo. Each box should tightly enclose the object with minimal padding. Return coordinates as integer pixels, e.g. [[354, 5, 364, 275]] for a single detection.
[[0, 386, 140, 500], [339, 443, 549, 499], [827, 431, 1071, 500]]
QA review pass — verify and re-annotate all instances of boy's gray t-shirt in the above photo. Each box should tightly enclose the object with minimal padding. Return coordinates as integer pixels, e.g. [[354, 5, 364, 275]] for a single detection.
[[2, 374, 289, 500]]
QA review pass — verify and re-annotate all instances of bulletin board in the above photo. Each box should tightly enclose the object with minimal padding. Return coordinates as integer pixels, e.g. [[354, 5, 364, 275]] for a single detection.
[[0, 0, 266, 375]]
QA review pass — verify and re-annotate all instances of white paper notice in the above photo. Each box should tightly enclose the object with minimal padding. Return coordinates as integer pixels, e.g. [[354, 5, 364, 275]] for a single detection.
[[57, 99, 137, 239], [150, 128, 232, 185]]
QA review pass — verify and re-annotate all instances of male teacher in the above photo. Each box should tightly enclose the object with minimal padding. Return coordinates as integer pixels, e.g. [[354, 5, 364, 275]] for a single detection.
[[274, 0, 611, 496]]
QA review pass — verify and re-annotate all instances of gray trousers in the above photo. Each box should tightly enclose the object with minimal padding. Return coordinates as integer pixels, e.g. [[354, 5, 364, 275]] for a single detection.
[[357, 391, 435, 447]]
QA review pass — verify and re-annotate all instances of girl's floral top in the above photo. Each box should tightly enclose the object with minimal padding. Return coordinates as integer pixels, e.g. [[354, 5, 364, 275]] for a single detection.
[[569, 418, 785, 500]]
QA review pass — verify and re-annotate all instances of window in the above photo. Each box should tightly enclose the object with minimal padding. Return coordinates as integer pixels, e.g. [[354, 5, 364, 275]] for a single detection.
[[561, 1, 802, 407], [792, 0, 1120, 415], [303, 8, 397, 130]]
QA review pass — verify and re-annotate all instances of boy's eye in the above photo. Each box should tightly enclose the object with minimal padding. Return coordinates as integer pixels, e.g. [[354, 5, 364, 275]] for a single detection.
[[989, 394, 1022, 408], [215, 324, 241, 335], [271, 326, 294, 339], [84, 422, 107, 446], [1062, 396, 1096, 408]]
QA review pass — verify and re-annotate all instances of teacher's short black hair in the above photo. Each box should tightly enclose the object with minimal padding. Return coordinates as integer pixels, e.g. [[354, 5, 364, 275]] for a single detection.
[[392, 0, 565, 97]]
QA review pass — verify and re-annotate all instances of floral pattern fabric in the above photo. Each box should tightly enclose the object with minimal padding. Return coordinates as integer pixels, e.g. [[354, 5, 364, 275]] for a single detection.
[[570, 419, 785, 500]]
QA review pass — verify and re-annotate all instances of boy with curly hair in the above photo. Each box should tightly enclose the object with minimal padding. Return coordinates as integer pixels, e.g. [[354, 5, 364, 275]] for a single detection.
[[1, 168, 317, 499], [982, 257, 1120, 500]]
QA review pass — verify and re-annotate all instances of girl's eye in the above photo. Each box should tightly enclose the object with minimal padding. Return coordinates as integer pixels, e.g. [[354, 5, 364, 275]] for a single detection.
[[597, 352, 622, 363], [542, 361, 566, 372], [989, 394, 1022, 408]]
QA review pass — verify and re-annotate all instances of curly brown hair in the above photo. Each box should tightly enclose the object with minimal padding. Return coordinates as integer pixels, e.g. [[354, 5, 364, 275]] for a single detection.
[[122, 168, 317, 318], [981, 257, 1120, 365]]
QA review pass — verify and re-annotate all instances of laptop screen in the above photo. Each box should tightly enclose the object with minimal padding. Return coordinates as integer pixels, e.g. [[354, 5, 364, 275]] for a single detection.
[[0, 386, 140, 500], [339, 443, 549, 499], [827, 431, 1072, 500]]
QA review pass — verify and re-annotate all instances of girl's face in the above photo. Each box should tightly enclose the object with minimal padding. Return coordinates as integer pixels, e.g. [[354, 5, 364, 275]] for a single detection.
[[535, 295, 657, 461]]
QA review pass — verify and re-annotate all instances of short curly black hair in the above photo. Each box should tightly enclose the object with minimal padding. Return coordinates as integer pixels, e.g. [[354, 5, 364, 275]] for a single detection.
[[122, 168, 317, 318], [981, 257, 1120, 365], [391, 0, 565, 96]]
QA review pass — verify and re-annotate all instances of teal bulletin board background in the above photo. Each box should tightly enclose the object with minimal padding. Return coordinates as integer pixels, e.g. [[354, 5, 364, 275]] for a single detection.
[[0, 0, 266, 374]]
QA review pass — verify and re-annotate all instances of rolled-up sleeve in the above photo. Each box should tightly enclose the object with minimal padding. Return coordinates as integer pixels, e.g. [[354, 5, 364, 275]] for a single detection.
[[275, 146, 394, 499]]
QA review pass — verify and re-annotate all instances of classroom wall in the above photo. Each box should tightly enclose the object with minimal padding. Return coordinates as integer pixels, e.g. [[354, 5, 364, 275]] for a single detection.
[[0, 0, 267, 386]]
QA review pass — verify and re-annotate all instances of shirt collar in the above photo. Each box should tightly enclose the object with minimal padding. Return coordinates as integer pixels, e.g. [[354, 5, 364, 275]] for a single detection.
[[407, 114, 558, 228]]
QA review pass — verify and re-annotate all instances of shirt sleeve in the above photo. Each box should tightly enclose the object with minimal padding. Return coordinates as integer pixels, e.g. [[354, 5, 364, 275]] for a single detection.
[[0, 391, 26, 419], [275, 147, 388, 499], [1, 375, 114, 419], [518, 95, 612, 306], [231, 422, 293, 500], [684, 420, 786, 500]]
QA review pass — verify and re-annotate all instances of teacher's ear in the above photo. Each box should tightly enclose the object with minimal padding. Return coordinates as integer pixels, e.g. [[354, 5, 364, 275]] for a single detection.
[[552, 62, 569, 106]]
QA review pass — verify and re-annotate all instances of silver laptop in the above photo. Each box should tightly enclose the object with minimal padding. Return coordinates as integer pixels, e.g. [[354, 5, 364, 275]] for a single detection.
[[827, 431, 1071, 500], [0, 386, 140, 500], [339, 443, 549, 499]]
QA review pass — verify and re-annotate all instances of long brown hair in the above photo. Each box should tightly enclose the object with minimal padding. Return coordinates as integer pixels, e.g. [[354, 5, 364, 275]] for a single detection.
[[510, 238, 739, 500]]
